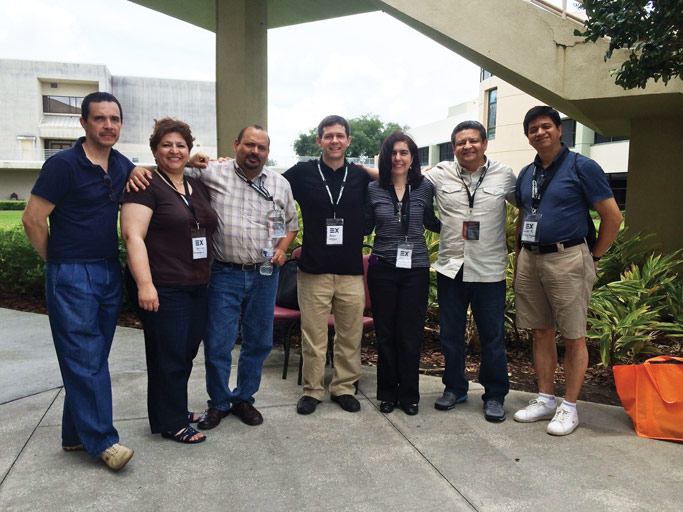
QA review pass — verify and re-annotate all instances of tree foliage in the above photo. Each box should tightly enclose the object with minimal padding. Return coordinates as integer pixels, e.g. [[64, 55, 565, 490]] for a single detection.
[[574, 0, 683, 89], [292, 115, 409, 158]]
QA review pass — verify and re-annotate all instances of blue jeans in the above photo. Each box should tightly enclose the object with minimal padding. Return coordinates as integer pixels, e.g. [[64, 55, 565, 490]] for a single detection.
[[45, 260, 121, 457], [204, 263, 279, 411], [437, 269, 509, 403]]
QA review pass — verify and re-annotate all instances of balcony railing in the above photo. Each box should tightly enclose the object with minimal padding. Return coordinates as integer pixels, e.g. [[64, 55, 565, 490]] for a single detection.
[[528, 0, 586, 25], [0, 148, 154, 166]]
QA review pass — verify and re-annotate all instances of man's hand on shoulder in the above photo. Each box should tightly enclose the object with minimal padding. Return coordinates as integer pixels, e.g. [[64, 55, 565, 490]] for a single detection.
[[127, 166, 153, 192], [187, 152, 233, 168], [356, 162, 379, 181], [188, 152, 212, 168]]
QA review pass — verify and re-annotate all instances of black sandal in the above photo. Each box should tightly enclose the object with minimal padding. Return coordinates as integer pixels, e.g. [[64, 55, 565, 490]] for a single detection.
[[161, 426, 206, 444], [188, 411, 201, 424]]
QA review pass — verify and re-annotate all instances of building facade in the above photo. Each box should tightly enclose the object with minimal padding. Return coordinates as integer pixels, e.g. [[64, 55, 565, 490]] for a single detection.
[[0, 59, 216, 199], [409, 72, 629, 208]]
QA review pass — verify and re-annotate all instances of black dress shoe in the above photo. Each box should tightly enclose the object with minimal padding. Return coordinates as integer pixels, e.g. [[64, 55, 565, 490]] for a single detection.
[[231, 401, 264, 426], [297, 396, 321, 415], [197, 407, 229, 430], [379, 401, 397, 414], [331, 394, 361, 412], [401, 403, 419, 416]]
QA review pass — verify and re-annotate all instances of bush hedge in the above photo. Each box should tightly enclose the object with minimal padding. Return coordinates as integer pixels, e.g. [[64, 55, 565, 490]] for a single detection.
[[1, 209, 681, 366], [0, 201, 27, 210]]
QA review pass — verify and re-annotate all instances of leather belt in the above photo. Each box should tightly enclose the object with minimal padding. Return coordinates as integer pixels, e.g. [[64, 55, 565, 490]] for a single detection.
[[214, 260, 261, 271], [521, 238, 585, 255]]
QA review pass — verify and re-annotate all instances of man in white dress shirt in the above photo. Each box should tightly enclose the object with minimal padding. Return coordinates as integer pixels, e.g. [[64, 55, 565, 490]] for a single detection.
[[424, 120, 516, 422]]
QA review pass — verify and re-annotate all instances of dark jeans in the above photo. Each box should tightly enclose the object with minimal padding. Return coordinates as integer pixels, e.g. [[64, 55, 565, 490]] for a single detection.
[[437, 269, 509, 403], [127, 272, 207, 434], [367, 260, 430, 405], [46, 260, 121, 457]]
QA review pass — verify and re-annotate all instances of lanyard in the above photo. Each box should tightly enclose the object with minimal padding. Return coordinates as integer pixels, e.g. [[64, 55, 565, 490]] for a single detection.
[[234, 167, 273, 202], [317, 160, 348, 217], [156, 168, 200, 229], [456, 162, 488, 210], [530, 147, 569, 213], [389, 184, 411, 239]]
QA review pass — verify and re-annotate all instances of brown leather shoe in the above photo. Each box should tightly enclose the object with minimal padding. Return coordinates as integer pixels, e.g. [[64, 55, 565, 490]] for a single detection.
[[197, 407, 229, 430], [231, 401, 263, 426]]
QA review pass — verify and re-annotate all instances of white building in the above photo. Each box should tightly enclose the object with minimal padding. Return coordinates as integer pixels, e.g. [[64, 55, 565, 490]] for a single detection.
[[408, 72, 629, 208], [0, 59, 216, 199]]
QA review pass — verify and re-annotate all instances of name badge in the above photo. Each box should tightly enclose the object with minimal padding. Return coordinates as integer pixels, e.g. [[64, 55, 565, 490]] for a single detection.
[[326, 218, 344, 245], [191, 227, 207, 259], [395, 242, 413, 269], [268, 207, 286, 239], [521, 214, 542, 243], [462, 221, 481, 241]]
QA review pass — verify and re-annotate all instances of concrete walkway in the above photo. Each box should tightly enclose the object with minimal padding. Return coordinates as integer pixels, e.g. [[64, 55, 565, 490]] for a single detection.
[[1, 307, 681, 512]]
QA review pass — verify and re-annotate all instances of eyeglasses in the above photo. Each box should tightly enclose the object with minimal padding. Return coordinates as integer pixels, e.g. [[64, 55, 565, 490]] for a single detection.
[[103, 174, 116, 202]]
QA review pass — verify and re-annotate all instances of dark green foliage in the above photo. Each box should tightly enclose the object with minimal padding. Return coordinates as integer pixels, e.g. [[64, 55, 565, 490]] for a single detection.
[[0, 201, 27, 211], [292, 115, 409, 158], [0, 226, 45, 296], [587, 248, 683, 366], [574, 0, 683, 89], [292, 128, 321, 158]]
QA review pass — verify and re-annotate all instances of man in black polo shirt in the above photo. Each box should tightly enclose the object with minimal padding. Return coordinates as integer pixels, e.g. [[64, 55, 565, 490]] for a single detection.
[[284, 115, 376, 415]]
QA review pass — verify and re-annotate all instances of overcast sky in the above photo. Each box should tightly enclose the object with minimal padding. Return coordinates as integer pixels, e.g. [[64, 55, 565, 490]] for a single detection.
[[1, 0, 574, 165]]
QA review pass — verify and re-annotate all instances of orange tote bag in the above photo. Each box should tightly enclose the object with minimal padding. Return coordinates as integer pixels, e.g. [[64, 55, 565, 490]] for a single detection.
[[613, 356, 683, 441]]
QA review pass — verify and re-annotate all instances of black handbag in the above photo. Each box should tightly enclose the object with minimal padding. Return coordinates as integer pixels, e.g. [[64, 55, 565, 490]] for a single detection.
[[276, 258, 299, 310]]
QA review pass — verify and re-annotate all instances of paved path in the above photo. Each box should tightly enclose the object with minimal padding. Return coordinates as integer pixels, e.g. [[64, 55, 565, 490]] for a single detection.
[[1, 308, 681, 511]]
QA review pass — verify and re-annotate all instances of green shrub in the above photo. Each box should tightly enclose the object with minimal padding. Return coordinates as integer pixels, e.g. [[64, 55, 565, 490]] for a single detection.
[[594, 228, 656, 287], [587, 251, 683, 366], [0, 201, 27, 211], [0, 226, 45, 296]]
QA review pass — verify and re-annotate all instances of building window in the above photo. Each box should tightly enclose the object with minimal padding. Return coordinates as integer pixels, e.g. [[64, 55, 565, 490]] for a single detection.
[[418, 146, 429, 165], [594, 133, 629, 144], [480, 68, 493, 81], [44, 139, 76, 158], [43, 95, 83, 115], [605, 172, 627, 210], [439, 142, 453, 162], [561, 119, 576, 147], [486, 88, 497, 140]]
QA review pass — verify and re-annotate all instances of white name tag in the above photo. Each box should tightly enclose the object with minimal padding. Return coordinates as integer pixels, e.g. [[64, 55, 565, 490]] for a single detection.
[[395, 242, 413, 269], [268, 207, 286, 238], [326, 218, 344, 245], [192, 237, 207, 259], [521, 214, 542, 243], [191, 227, 207, 259]]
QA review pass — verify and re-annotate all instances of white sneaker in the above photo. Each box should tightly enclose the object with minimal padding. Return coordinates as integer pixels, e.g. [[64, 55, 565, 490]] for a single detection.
[[101, 443, 134, 471], [513, 398, 557, 423], [547, 407, 579, 436]]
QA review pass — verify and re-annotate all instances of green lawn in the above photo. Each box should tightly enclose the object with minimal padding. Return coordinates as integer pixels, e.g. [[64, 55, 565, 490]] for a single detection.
[[0, 211, 24, 229]]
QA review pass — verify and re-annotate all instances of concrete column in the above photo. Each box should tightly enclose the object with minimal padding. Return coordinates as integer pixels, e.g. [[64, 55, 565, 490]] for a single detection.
[[428, 145, 439, 167], [215, 0, 267, 157], [574, 123, 593, 157], [625, 118, 683, 253]]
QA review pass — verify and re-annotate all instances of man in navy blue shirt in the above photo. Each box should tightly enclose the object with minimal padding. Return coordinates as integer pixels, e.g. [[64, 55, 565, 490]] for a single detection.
[[512, 106, 622, 436], [22, 92, 135, 470]]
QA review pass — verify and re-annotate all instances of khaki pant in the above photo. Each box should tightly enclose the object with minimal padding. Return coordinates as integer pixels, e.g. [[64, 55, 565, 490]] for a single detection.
[[515, 243, 596, 339], [297, 270, 365, 400]]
